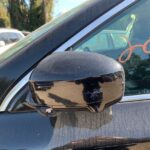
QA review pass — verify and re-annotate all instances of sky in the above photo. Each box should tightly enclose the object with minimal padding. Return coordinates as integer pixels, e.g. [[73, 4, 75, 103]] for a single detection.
[[25, 0, 88, 18], [25, 0, 30, 6], [53, 0, 87, 18]]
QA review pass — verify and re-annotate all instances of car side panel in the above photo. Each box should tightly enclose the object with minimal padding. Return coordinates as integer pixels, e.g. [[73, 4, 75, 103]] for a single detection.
[[0, 100, 150, 149], [0, 112, 52, 150]]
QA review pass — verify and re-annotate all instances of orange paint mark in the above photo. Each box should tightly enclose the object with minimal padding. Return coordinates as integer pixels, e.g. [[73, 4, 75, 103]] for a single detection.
[[119, 37, 150, 64]]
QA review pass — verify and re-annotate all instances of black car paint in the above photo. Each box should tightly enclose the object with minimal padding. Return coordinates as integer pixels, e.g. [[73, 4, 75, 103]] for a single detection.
[[29, 52, 125, 113], [0, 100, 150, 149], [0, 0, 122, 104], [0, 0, 149, 149]]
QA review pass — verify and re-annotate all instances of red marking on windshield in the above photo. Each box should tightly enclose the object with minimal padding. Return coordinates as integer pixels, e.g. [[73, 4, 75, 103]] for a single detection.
[[118, 37, 150, 63]]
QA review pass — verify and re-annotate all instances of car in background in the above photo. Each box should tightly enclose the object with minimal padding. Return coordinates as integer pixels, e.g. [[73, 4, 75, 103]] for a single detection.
[[0, 28, 25, 54]]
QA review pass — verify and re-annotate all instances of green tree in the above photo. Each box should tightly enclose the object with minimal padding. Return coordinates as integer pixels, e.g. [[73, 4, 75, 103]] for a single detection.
[[42, 0, 53, 22], [8, 0, 29, 30], [29, 0, 53, 31], [0, 0, 53, 31], [0, 1, 10, 27], [29, 0, 44, 31]]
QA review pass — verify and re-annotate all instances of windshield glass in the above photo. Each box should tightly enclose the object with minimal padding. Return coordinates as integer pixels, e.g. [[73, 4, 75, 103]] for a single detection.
[[0, 0, 89, 63]]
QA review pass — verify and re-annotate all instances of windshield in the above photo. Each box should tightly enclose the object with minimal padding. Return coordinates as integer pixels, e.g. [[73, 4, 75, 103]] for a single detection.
[[0, 0, 89, 64]]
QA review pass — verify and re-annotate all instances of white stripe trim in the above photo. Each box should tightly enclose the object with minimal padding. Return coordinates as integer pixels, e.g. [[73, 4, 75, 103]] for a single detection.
[[122, 94, 150, 102]]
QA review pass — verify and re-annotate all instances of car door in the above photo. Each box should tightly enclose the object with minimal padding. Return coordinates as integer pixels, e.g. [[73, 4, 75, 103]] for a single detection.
[[0, 0, 150, 150], [2, 86, 150, 150], [0, 111, 53, 150], [63, 0, 150, 148]]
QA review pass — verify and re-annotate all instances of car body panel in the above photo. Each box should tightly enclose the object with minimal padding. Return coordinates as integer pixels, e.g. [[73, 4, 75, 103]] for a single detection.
[[0, 0, 150, 149], [0, 100, 150, 149], [0, 111, 52, 150]]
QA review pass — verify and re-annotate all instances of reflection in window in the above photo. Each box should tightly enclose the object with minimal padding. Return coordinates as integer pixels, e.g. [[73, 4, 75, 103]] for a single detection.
[[7, 85, 34, 112], [72, 0, 150, 96]]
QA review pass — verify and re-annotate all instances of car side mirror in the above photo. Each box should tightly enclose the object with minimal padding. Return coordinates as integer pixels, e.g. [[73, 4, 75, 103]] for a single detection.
[[0, 41, 5, 47], [29, 52, 125, 116]]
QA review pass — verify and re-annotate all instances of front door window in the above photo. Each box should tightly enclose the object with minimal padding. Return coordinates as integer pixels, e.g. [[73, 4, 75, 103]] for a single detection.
[[72, 0, 150, 96]]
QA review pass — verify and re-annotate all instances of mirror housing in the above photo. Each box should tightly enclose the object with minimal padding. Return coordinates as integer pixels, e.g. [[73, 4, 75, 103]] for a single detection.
[[29, 52, 125, 113]]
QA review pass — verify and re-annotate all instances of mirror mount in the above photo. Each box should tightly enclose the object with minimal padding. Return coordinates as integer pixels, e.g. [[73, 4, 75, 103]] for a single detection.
[[23, 102, 56, 117]]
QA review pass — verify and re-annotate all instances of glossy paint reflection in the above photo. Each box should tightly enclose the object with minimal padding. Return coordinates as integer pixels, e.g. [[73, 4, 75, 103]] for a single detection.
[[0, 100, 150, 149], [30, 71, 124, 112], [29, 52, 125, 113], [53, 137, 150, 150], [46, 101, 150, 149]]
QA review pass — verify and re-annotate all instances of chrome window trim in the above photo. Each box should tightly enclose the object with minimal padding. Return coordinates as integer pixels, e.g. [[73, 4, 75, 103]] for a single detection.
[[0, 0, 137, 111], [122, 94, 150, 102], [0, 71, 32, 111]]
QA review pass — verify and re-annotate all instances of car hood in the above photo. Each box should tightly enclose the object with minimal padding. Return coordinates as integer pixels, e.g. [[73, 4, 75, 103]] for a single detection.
[[0, 43, 16, 55]]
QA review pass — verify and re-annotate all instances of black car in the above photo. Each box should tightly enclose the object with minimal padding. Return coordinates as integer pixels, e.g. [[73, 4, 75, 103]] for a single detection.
[[0, 0, 150, 149]]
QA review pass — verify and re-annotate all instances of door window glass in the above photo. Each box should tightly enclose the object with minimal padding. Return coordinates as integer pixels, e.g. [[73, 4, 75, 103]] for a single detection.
[[72, 0, 150, 96], [76, 33, 110, 52], [7, 85, 34, 112]]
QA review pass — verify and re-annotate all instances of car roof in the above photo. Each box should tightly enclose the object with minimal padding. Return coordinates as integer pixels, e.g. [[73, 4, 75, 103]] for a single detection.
[[0, 28, 23, 34]]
